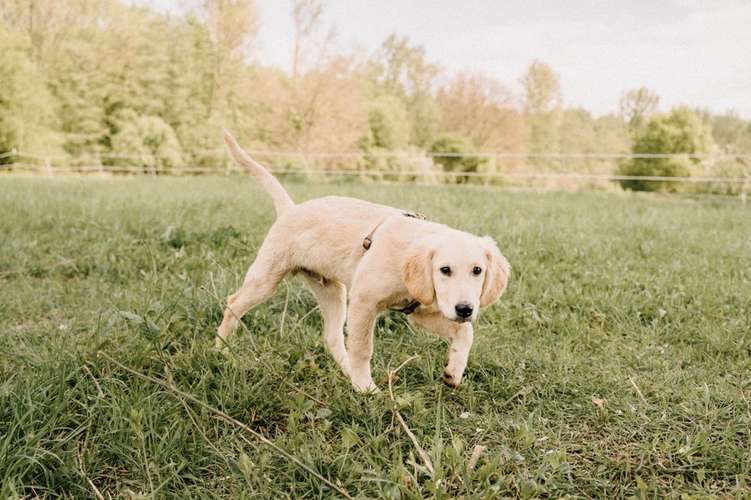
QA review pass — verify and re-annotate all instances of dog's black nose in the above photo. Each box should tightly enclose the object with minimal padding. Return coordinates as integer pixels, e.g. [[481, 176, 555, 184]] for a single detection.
[[455, 303, 473, 319]]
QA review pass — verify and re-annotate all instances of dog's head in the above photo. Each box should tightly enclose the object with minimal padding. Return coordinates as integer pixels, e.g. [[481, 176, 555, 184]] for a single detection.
[[401, 232, 510, 322]]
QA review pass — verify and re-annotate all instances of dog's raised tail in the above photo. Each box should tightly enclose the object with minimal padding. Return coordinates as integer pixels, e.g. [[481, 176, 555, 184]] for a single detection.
[[223, 130, 294, 216]]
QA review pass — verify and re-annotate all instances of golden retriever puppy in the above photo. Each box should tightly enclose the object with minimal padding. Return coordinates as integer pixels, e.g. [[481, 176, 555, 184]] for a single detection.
[[217, 131, 511, 392]]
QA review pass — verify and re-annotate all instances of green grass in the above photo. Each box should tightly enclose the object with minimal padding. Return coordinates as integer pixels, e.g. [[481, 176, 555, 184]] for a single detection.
[[1, 176, 750, 498]]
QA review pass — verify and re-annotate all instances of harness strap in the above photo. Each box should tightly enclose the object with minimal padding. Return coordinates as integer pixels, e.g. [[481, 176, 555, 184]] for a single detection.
[[391, 300, 421, 314], [362, 212, 425, 250]]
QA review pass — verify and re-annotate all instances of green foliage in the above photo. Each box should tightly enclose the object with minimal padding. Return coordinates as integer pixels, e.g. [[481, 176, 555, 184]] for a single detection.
[[47, 30, 109, 157], [369, 34, 441, 148], [559, 110, 632, 175], [711, 112, 751, 153], [370, 34, 439, 100], [618, 108, 715, 191], [620, 87, 660, 133], [109, 111, 184, 172], [0, 1, 749, 185], [358, 94, 434, 182], [1, 177, 750, 497], [560, 108, 596, 153], [522, 60, 561, 114], [361, 94, 411, 150], [522, 61, 562, 163], [429, 133, 485, 183], [0, 27, 56, 162], [593, 114, 630, 154], [358, 147, 437, 183]]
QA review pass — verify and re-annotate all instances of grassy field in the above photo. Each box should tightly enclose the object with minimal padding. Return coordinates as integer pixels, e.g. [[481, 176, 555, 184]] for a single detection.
[[1, 176, 750, 498]]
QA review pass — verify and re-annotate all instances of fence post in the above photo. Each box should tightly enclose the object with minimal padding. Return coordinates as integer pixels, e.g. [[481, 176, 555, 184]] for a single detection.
[[45, 157, 53, 177]]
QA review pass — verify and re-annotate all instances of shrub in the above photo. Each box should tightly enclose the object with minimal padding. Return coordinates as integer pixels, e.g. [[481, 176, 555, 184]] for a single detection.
[[617, 108, 713, 192], [108, 110, 184, 172], [358, 147, 437, 183], [691, 159, 750, 195], [429, 133, 485, 183], [361, 95, 411, 151]]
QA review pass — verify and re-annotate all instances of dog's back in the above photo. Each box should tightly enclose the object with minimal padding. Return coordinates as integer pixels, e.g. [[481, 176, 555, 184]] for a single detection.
[[270, 196, 402, 286]]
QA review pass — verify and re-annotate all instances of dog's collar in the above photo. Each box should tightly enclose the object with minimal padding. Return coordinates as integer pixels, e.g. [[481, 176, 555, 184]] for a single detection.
[[362, 211, 426, 251]]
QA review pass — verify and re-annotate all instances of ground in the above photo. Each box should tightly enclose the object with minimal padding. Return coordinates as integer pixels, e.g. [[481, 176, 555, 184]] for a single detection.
[[1, 176, 750, 498]]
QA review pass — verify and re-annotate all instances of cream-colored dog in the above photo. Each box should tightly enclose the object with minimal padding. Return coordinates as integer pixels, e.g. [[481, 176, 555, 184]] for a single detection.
[[217, 131, 511, 392]]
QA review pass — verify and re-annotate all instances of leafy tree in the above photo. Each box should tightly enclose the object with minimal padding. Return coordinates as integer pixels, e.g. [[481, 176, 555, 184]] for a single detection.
[[45, 4, 178, 157], [360, 94, 410, 150], [620, 87, 659, 133], [371, 34, 438, 99], [203, 0, 259, 122], [558, 108, 597, 172], [370, 34, 441, 147], [0, 26, 56, 162], [618, 107, 714, 191], [558, 110, 631, 175], [522, 60, 562, 163], [281, 56, 367, 164], [274, 2, 367, 166], [710, 111, 751, 153], [522, 60, 561, 113], [593, 114, 630, 153], [430, 133, 484, 183], [291, 0, 332, 78], [560, 108, 596, 152], [161, 17, 218, 160], [436, 72, 525, 153], [0, 0, 103, 64], [109, 111, 184, 172]]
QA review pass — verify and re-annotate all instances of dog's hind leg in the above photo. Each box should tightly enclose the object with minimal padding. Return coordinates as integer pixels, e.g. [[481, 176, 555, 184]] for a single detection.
[[303, 276, 350, 376], [216, 243, 288, 349]]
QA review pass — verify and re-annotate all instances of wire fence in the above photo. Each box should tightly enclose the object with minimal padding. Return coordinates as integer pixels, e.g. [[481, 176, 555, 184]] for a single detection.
[[3, 162, 750, 184], [2, 149, 750, 197], [7, 150, 751, 161]]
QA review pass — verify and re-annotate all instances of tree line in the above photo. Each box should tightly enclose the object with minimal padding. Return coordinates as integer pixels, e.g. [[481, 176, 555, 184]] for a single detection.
[[1, 0, 750, 192]]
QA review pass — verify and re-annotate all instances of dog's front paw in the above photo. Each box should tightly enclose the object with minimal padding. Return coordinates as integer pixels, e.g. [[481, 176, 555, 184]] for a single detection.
[[350, 375, 379, 393], [352, 379, 380, 393], [348, 361, 378, 393], [355, 383, 380, 394], [442, 369, 462, 388]]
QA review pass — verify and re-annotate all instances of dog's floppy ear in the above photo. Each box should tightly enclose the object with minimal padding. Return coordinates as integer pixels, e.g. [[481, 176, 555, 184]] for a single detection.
[[480, 236, 511, 308], [401, 244, 435, 306]]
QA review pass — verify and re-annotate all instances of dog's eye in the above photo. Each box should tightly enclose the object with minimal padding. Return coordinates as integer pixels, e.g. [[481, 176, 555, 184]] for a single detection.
[[473, 266, 482, 275], [440, 266, 451, 276]]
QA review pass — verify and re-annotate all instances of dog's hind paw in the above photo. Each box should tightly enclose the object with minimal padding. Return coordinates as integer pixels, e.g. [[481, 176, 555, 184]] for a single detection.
[[213, 338, 231, 354]]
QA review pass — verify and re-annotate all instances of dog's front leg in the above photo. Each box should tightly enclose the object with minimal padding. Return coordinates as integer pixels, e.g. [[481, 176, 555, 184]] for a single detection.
[[443, 323, 473, 387], [409, 312, 474, 387], [346, 293, 380, 392]]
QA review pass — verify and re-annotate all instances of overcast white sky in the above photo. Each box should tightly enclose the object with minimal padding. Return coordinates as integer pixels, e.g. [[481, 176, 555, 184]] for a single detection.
[[254, 0, 751, 118], [144, 0, 751, 118]]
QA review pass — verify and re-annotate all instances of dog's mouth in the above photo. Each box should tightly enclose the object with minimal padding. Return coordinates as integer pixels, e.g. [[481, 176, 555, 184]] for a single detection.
[[452, 317, 473, 324]]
